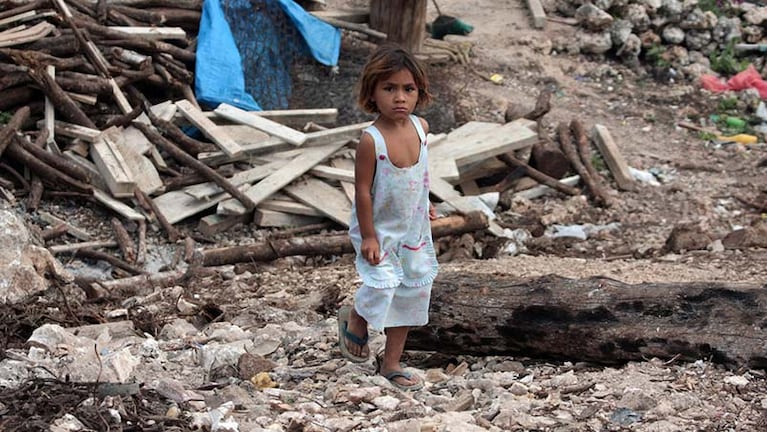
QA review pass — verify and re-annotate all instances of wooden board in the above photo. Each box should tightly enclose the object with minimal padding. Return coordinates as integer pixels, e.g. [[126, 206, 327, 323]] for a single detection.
[[204, 108, 338, 128], [217, 140, 349, 215], [184, 160, 289, 200], [259, 198, 325, 217], [112, 127, 162, 195], [176, 100, 243, 158], [526, 0, 547, 28], [50, 120, 100, 142], [214, 103, 308, 146], [154, 189, 229, 225], [109, 26, 187, 40], [197, 213, 250, 236], [93, 189, 144, 221], [90, 127, 135, 198], [450, 120, 538, 167], [197, 121, 370, 166], [330, 157, 356, 203], [253, 209, 325, 228], [592, 124, 636, 191], [283, 177, 352, 227], [309, 165, 354, 183]]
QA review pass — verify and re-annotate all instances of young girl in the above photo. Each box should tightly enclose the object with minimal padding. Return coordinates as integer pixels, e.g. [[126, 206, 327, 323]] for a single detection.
[[337, 44, 438, 391]]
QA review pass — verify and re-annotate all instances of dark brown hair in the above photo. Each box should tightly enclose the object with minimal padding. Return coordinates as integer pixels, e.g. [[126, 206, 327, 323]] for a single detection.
[[356, 43, 432, 114]]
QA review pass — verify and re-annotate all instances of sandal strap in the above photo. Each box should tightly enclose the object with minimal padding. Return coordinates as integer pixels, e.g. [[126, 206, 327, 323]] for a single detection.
[[383, 370, 413, 381], [343, 321, 369, 346]]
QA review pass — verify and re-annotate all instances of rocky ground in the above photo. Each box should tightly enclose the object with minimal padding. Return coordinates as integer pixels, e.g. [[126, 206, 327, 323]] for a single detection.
[[3, 0, 767, 431]]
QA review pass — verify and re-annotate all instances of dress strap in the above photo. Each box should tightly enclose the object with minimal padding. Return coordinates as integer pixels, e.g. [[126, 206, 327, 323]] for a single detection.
[[362, 125, 388, 158], [409, 115, 426, 145]]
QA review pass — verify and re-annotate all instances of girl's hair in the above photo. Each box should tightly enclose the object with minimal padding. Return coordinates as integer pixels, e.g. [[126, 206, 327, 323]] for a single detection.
[[356, 43, 433, 114]]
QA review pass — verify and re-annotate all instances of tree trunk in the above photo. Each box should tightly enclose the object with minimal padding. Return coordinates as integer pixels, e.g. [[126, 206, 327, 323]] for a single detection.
[[407, 272, 767, 369], [369, 0, 427, 53]]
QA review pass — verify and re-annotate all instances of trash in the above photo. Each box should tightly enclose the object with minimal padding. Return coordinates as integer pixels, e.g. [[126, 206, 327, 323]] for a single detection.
[[724, 116, 746, 129], [700, 65, 767, 99], [429, 14, 474, 40], [609, 407, 642, 426], [715, 134, 758, 144], [545, 223, 621, 240], [629, 167, 660, 186], [490, 74, 504, 84]]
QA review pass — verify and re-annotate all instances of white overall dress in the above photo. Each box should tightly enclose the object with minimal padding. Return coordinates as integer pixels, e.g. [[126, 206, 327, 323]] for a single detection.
[[349, 114, 439, 331]]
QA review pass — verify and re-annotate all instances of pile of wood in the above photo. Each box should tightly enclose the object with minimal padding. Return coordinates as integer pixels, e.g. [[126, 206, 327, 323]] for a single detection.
[[0, 1, 636, 285]]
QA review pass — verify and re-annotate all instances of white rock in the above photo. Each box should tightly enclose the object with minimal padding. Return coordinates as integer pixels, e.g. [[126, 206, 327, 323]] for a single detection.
[[372, 395, 401, 410]]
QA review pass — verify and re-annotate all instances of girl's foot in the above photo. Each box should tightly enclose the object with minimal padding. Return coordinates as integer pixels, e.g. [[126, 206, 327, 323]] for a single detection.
[[380, 366, 423, 391], [337, 305, 370, 362]]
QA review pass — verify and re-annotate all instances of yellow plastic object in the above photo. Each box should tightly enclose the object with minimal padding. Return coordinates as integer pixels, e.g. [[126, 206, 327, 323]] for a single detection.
[[489, 74, 504, 84], [715, 134, 758, 145]]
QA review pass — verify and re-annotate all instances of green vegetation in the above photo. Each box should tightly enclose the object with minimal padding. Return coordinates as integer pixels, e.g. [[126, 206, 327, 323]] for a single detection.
[[645, 44, 670, 68], [710, 39, 749, 75], [0, 111, 11, 125]]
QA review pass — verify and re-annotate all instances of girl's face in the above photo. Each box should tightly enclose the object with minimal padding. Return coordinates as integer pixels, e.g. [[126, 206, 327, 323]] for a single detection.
[[371, 68, 418, 120]]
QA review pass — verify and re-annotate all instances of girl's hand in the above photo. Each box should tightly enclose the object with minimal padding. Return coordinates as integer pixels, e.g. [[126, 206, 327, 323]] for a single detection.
[[429, 202, 438, 220], [361, 237, 381, 265]]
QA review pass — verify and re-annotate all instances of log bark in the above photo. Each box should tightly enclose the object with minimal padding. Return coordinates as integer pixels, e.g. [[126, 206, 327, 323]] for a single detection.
[[202, 212, 490, 266], [369, 0, 427, 53], [5, 137, 93, 194], [407, 272, 767, 369], [529, 122, 570, 180], [557, 122, 611, 207], [571, 119, 614, 206], [496, 153, 580, 196], [111, 217, 136, 264], [0, 106, 30, 159]]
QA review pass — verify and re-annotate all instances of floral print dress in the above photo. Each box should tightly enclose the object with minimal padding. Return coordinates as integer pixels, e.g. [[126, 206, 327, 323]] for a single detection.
[[349, 114, 439, 331]]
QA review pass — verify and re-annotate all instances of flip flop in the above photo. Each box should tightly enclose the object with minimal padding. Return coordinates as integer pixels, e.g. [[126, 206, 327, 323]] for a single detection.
[[382, 370, 423, 391], [337, 305, 369, 363]]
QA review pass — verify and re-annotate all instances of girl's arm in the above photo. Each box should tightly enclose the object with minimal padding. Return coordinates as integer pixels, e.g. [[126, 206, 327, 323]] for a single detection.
[[419, 117, 438, 219], [355, 132, 380, 264]]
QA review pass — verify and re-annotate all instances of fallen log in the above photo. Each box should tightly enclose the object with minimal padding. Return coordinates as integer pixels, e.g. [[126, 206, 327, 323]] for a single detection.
[[496, 153, 580, 196], [201, 211, 490, 266], [0, 106, 30, 158], [407, 272, 767, 369]]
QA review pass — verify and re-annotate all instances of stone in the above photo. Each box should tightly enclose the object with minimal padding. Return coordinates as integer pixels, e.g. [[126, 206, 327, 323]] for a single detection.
[[372, 395, 401, 410], [578, 30, 613, 54], [238, 353, 276, 380]]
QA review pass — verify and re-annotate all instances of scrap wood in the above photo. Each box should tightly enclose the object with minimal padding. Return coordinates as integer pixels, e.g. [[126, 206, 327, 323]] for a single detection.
[[497, 152, 580, 196], [110, 217, 136, 263], [591, 124, 637, 191], [134, 188, 181, 242], [557, 122, 612, 207], [48, 240, 118, 254], [0, 105, 30, 158], [217, 139, 349, 216], [214, 103, 308, 146], [201, 211, 490, 266], [133, 121, 257, 212], [0, 20, 55, 47], [6, 135, 93, 194], [571, 119, 615, 205], [38, 210, 92, 241]]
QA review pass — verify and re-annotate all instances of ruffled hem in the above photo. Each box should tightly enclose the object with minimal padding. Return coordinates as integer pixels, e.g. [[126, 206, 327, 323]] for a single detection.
[[401, 265, 439, 287], [360, 276, 403, 289]]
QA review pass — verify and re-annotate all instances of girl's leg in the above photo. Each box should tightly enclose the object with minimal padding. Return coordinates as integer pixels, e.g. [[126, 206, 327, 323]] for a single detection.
[[345, 306, 370, 358], [380, 326, 420, 387]]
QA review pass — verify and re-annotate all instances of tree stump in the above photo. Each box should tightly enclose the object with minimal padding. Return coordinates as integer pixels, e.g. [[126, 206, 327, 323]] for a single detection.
[[407, 271, 767, 369], [369, 0, 427, 53]]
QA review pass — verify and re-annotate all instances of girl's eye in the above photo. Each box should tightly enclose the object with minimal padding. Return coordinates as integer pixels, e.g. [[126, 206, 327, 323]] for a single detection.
[[406, 87, 416, 92]]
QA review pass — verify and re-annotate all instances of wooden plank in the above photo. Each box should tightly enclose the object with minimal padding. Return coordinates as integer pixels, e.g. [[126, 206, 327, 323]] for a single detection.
[[48, 240, 118, 255], [253, 209, 325, 228], [50, 120, 100, 142], [429, 176, 505, 237], [450, 120, 538, 167], [154, 189, 228, 225], [259, 198, 325, 217], [330, 157, 355, 203], [196, 136, 294, 166], [515, 175, 581, 200], [197, 213, 250, 236], [90, 127, 135, 198], [176, 100, 243, 158], [310, 8, 369, 23], [214, 103, 308, 146], [197, 121, 370, 166], [526, 0, 547, 29], [67, 92, 97, 105], [203, 108, 338, 128], [109, 26, 187, 40], [184, 159, 289, 200], [309, 165, 354, 183], [43, 65, 59, 153], [217, 140, 349, 215], [215, 125, 271, 146], [591, 124, 637, 191], [93, 189, 144, 221], [112, 128, 163, 195], [283, 177, 352, 227], [38, 210, 92, 241]]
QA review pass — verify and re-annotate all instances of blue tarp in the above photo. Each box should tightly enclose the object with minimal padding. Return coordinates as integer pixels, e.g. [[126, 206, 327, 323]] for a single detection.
[[195, 0, 341, 111]]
